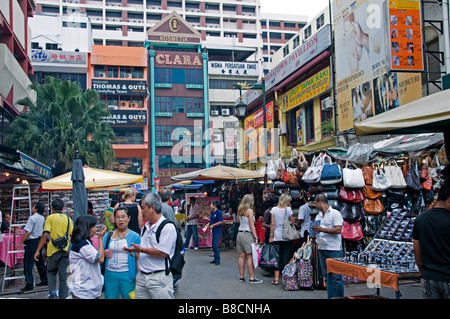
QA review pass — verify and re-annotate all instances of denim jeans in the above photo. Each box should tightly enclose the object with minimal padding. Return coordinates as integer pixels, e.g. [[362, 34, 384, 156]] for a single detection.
[[421, 278, 450, 299], [47, 250, 69, 299], [184, 225, 199, 248], [318, 249, 344, 299], [212, 231, 220, 263]]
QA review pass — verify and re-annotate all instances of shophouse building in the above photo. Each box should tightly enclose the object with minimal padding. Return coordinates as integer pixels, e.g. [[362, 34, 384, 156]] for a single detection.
[[0, 0, 36, 144]]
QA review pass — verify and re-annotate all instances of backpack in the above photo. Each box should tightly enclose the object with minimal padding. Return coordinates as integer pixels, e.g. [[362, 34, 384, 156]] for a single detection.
[[155, 220, 185, 276]]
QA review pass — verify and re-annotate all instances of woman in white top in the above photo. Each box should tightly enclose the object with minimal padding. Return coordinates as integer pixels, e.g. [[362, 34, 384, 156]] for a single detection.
[[236, 194, 263, 284], [68, 215, 107, 299], [269, 193, 295, 285]]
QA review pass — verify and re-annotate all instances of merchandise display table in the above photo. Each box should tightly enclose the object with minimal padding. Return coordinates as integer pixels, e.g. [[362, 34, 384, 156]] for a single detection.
[[0, 233, 25, 268], [327, 258, 419, 299]]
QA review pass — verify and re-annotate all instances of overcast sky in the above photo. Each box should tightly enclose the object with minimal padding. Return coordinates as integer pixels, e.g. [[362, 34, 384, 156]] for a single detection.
[[260, 0, 330, 21]]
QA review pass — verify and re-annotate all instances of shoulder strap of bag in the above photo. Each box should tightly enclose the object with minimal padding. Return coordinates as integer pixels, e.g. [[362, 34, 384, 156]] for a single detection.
[[105, 231, 113, 249], [65, 215, 70, 236]]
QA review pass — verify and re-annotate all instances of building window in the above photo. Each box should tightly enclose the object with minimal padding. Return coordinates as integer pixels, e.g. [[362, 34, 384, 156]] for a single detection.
[[156, 125, 174, 143], [186, 69, 202, 85], [269, 21, 281, 27], [120, 67, 132, 78], [316, 14, 325, 30], [186, 97, 204, 113], [173, 97, 186, 113], [283, 46, 289, 57], [155, 68, 172, 83], [270, 32, 282, 39], [31, 42, 40, 49], [107, 66, 119, 78], [112, 127, 144, 144], [155, 96, 173, 113], [293, 36, 300, 49], [132, 67, 144, 79], [284, 22, 296, 28], [46, 43, 58, 50], [305, 102, 315, 142], [94, 65, 106, 77], [304, 25, 312, 39], [112, 158, 142, 174]]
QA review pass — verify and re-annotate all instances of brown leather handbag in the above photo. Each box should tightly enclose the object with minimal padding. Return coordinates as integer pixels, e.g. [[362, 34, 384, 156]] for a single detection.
[[363, 198, 383, 214], [362, 185, 382, 199], [362, 165, 373, 185]]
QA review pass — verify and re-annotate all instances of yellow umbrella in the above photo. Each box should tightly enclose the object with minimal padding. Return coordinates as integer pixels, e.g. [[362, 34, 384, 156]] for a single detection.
[[39, 166, 144, 191]]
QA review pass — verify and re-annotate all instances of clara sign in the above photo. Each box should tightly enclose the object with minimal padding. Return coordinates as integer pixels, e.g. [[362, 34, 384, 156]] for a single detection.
[[92, 79, 148, 96]]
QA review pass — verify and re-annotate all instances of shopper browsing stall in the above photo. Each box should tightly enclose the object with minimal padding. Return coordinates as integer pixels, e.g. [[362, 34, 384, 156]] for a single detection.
[[312, 194, 344, 299], [208, 200, 223, 265]]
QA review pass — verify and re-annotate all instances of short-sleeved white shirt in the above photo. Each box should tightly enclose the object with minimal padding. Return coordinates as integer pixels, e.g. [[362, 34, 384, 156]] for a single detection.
[[138, 216, 177, 273], [270, 206, 293, 242], [316, 207, 343, 251], [68, 240, 103, 299], [24, 213, 45, 239]]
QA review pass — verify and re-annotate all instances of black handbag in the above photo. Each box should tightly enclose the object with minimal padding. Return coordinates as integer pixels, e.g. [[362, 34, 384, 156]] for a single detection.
[[406, 161, 423, 191], [340, 202, 363, 223], [229, 222, 240, 241]]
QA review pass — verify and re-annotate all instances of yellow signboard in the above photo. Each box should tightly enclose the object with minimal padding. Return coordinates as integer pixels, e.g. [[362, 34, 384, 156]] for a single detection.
[[281, 67, 330, 113]]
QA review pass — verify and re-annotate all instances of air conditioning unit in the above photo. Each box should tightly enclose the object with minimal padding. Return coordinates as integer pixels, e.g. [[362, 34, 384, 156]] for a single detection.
[[213, 134, 222, 142], [278, 123, 287, 136], [124, 73, 132, 78], [120, 101, 129, 107], [98, 72, 106, 77], [321, 96, 333, 111], [211, 110, 219, 116], [130, 102, 139, 108], [116, 28, 121, 31], [221, 109, 230, 116]]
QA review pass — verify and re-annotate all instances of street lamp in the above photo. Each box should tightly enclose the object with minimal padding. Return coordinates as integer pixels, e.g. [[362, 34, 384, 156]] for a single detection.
[[233, 78, 267, 188]]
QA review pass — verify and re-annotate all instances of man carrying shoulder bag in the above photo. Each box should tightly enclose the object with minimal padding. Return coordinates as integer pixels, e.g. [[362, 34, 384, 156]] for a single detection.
[[34, 199, 73, 299]]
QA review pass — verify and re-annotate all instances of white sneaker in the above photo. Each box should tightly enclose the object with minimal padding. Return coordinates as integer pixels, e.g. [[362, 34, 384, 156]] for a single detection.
[[194, 247, 199, 250]]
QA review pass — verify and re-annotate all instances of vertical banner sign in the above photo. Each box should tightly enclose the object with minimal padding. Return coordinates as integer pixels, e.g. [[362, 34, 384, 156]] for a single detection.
[[154, 178, 160, 193], [296, 109, 305, 146], [388, 0, 424, 71]]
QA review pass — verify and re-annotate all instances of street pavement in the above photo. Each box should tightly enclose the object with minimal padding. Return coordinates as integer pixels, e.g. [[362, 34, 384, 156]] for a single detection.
[[0, 245, 422, 300]]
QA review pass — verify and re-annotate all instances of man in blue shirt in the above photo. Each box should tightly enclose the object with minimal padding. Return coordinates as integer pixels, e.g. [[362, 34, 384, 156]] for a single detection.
[[208, 200, 223, 265]]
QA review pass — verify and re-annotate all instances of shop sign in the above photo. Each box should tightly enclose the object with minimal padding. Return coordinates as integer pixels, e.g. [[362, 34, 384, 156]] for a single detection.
[[280, 67, 330, 113], [92, 79, 147, 96], [101, 110, 147, 125], [155, 53, 202, 66], [208, 61, 259, 76], [18, 151, 52, 179], [31, 49, 87, 65]]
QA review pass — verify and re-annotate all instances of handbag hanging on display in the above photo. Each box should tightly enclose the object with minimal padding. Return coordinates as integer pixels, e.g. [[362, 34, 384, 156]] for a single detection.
[[340, 202, 363, 223], [363, 198, 384, 215], [362, 165, 373, 185], [406, 160, 423, 191], [338, 186, 364, 203], [297, 153, 309, 174], [341, 221, 364, 241], [385, 160, 407, 189], [372, 167, 391, 191], [362, 185, 382, 199], [320, 155, 342, 185], [302, 154, 325, 184], [342, 162, 365, 189]]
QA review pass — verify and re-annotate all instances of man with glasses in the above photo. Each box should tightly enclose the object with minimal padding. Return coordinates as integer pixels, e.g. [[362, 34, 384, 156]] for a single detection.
[[123, 193, 177, 299]]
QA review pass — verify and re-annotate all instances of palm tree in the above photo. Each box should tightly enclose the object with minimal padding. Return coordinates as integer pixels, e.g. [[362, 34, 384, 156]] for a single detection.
[[6, 76, 116, 176]]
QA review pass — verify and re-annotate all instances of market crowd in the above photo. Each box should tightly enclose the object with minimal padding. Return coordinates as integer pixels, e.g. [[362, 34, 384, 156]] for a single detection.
[[11, 155, 450, 299]]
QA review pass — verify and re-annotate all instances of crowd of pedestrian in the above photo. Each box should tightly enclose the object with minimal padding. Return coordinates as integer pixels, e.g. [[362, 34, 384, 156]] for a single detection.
[[10, 178, 450, 299]]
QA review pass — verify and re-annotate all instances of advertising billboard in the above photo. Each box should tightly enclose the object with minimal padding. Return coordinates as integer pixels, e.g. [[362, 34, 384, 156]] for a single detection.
[[333, 0, 423, 132]]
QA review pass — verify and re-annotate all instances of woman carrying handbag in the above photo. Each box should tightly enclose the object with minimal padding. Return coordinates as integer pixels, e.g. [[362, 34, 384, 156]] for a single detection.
[[269, 193, 296, 285]]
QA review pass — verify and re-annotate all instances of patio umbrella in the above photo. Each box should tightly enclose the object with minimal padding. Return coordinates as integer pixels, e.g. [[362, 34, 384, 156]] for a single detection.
[[39, 166, 144, 191], [71, 150, 88, 222], [171, 165, 264, 181]]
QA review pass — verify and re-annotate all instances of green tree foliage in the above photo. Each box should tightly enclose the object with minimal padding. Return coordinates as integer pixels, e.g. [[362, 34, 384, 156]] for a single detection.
[[6, 76, 116, 176]]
